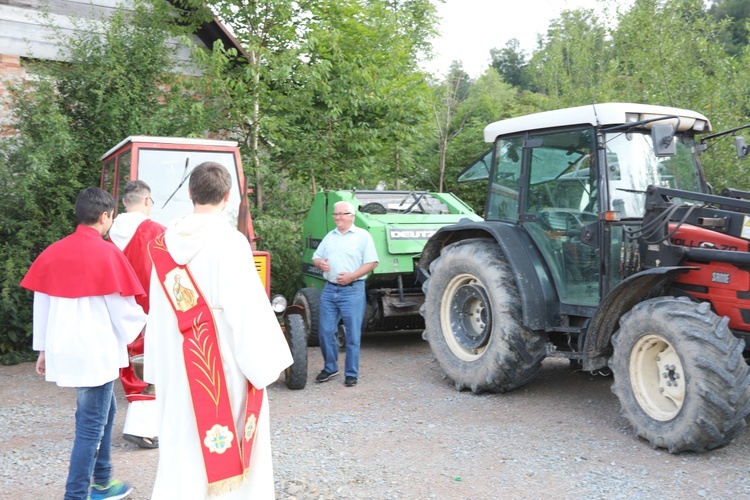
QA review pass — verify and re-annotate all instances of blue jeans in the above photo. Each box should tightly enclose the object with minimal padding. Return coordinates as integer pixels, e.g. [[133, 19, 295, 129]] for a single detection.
[[319, 281, 366, 378], [64, 380, 117, 500]]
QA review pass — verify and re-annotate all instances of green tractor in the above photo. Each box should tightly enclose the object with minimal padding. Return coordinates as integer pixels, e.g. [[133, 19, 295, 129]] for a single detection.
[[293, 190, 481, 348], [418, 103, 750, 453]]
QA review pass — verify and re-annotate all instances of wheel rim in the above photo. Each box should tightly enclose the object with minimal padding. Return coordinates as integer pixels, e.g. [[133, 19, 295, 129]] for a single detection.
[[629, 334, 685, 421], [440, 273, 491, 361]]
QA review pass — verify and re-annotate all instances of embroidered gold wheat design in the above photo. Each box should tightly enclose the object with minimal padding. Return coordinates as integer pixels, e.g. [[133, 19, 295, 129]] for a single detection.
[[153, 234, 168, 252], [189, 311, 221, 411]]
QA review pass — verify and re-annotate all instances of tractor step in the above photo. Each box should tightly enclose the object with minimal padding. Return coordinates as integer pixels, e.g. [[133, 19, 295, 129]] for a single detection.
[[393, 301, 419, 308]]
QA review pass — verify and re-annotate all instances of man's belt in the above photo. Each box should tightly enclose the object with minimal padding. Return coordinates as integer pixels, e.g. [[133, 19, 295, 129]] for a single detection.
[[327, 281, 353, 287], [149, 234, 263, 494]]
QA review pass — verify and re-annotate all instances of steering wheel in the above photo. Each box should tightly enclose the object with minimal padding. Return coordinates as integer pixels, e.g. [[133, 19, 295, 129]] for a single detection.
[[539, 210, 584, 238]]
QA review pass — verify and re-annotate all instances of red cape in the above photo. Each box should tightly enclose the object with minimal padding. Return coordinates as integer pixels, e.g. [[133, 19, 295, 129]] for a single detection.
[[120, 219, 166, 314], [20, 225, 145, 299], [112, 219, 164, 402]]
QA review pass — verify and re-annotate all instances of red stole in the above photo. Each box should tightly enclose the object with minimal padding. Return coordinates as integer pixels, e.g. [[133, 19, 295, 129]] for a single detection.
[[115, 219, 165, 402], [21, 225, 144, 299], [148, 234, 263, 494], [121, 219, 165, 314]]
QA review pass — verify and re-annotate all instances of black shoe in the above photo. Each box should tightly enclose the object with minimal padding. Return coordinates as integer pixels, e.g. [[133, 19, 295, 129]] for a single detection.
[[345, 376, 357, 387], [316, 370, 339, 383]]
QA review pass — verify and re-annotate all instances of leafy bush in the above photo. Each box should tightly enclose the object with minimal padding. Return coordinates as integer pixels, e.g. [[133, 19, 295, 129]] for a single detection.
[[0, 0, 213, 364]]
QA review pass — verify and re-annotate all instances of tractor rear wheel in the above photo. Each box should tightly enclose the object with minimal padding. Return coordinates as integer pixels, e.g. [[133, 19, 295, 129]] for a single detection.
[[284, 314, 308, 390], [422, 238, 547, 393], [610, 296, 750, 453], [293, 287, 321, 347]]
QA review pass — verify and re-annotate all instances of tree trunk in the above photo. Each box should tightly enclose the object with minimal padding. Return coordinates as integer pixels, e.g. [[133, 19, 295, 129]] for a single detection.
[[394, 144, 400, 190]]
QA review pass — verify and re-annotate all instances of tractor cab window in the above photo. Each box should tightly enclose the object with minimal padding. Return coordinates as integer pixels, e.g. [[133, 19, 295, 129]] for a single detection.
[[458, 145, 521, 221], [486, 138, 522, 220], [102, 158, 116, 204], [116, 151, 132, 215], [136, 150, 241, 227], [604, 131, 703, 219], [522, 128, 600, 306]]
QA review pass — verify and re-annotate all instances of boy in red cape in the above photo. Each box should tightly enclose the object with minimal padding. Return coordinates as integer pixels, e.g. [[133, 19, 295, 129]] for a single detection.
[[20, 187, 146, 500]]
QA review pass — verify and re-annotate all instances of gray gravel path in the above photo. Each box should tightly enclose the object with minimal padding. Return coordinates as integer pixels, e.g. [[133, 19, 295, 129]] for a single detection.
[[2, 332, 749, 499]]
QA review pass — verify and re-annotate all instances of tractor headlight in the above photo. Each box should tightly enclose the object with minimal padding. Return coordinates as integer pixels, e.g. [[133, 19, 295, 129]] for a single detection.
[[271, 294, 287, 314]]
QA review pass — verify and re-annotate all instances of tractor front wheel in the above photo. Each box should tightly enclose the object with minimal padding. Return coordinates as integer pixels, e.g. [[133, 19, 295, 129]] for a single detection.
[[422, 238, 547, 393], [610, 296, 750, 453], [284, 314, 308, 390]]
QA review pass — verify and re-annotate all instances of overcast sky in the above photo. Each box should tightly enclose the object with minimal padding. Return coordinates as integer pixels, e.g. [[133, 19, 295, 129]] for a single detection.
[[422, 0, 616, 78]]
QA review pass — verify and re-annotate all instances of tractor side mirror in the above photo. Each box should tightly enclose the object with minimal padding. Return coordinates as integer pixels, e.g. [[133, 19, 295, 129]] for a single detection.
[[652, 124, 676, 157], [734, 136, 749, 159]]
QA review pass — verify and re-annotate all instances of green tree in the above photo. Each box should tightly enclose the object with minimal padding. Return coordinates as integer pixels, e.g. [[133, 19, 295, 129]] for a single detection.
[[709, 0, 750, 55], [490, 38, 530, 89], [280, 0, 437, 192], [180, 0, 437, 295], [442, 70, 519, 211], [0, 0, 214, 362], [609, 0, 748, 188], [521, 0, 750, 190], [184, 0, 436, 199], [430, 62, 472, 192], [527, 7, 613, 107], [179, 0, 309, 209]]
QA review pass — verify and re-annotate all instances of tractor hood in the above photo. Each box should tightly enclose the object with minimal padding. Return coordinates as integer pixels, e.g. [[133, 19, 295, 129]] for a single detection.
[[361, 214, 479, 256], [301, 190, 482, 283]]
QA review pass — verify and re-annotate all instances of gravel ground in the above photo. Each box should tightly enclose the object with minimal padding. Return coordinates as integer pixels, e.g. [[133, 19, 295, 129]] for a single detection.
[[2, 331, 749, 499]]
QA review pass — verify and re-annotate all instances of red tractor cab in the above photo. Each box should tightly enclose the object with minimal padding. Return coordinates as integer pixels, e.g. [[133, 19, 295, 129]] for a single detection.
[[100, 136, 270, 295]]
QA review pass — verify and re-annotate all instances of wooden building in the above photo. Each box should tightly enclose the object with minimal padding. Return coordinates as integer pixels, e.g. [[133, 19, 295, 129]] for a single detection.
[[0, 0, 243, 132]]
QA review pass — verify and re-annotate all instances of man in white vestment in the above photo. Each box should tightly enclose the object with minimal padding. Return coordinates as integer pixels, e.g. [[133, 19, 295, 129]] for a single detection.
[[109, 180, 165, 449], [144, 162, 293, 499]]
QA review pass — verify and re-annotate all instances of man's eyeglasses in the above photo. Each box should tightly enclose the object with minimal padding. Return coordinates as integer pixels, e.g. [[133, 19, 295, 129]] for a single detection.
[[147, 197, 155, 205], [332, 212, 353, 217]]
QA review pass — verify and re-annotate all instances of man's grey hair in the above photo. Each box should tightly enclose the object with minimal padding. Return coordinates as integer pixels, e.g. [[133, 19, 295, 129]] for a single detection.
[[334, 201, 355, 214]]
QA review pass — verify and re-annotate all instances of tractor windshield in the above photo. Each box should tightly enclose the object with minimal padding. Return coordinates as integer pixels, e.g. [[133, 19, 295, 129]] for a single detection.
[[604, 131, 703, 219], [137, 149, 242, 227]]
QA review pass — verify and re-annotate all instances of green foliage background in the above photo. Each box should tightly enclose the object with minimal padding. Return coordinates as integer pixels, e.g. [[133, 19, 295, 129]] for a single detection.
[[2, 0, 750, 362]]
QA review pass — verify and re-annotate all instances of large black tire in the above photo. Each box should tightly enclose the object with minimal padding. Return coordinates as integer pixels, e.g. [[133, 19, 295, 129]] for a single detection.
[[284, 314, 308, 390], [422, 238, 547, 393], [293, 288, 321, 347], [609, 296, 750, 453]]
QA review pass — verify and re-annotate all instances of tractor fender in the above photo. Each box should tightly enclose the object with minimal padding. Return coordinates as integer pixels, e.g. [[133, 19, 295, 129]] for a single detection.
[[283, 303, 305, 317], [420, 220, 558, 330], [582, 266, 696, 372]]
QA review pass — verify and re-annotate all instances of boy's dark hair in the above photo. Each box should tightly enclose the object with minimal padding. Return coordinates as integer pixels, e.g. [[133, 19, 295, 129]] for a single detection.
[[189, 162, 232, 205], [122, 180, 151, 206], [75, 187, 116, 225]]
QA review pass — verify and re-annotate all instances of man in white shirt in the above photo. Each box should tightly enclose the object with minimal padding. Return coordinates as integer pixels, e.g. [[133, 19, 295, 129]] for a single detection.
[[312, 201, 379, 387]]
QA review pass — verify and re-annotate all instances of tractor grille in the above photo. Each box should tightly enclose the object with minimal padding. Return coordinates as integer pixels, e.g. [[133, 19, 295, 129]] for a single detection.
[[253, 254, 269, 292]]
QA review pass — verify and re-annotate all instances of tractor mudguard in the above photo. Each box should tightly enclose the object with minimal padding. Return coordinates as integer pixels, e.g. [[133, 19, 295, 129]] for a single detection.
[[582, 266, 696, 372], [420, 220, 558, 330], [283, 303, 305, 318]]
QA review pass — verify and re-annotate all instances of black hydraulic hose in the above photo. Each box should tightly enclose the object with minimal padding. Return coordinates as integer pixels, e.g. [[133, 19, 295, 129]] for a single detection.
[[685, 247, 750, 266], [641, 204, 701, 244]]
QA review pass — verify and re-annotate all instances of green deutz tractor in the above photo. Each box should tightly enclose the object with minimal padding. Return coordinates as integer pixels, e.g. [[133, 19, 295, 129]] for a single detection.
[[293, 190, 481, 348], [419, 103, 750, 453]]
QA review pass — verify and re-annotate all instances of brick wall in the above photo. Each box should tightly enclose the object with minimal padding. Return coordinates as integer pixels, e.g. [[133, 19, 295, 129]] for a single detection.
[[0, 54, 25, 136]]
